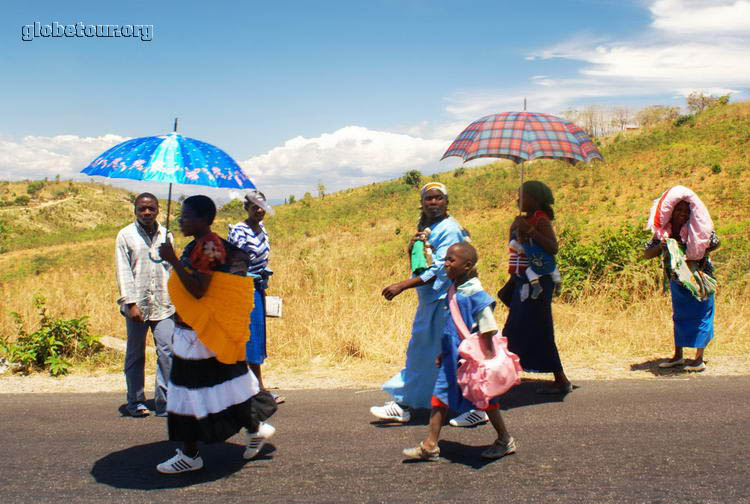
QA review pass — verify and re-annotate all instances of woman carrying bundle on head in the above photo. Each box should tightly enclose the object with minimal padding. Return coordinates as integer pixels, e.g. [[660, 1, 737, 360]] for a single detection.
[[643, 186, 719, 372]]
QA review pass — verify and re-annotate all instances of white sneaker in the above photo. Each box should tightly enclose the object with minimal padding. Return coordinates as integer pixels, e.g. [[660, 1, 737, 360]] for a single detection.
[[244, 422, 276, 460], [156, 449, 204, 474], [370, 401, 411, 422], [449, 410, 489, 427]]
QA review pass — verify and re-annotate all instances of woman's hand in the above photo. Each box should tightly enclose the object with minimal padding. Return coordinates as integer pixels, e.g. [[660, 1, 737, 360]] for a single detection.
[[158, 242, 179, 266], [382, 282, 405, 301], [408, 232, 427, 253]]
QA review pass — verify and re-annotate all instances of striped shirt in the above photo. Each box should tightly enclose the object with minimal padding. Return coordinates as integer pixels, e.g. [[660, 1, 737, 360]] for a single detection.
[[114, 221, 175, 321], [227, 221, 270, 276]]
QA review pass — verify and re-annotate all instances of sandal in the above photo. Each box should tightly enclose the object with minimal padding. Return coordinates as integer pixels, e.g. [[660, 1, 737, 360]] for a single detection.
[[402, 442, 440, 461]]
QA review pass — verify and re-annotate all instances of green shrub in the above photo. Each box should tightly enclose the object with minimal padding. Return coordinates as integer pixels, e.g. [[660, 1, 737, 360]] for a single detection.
[[557, 223, 652, 299], [711, 163, 722, 174], [219, 198, 245, 221], [454, 167, 467, 177], [14, 195, 30, 206], [402, 169, 422, 188], [26, 180, 45, 196], [673, 114, 695, 127], [0, 295, 103, 376]]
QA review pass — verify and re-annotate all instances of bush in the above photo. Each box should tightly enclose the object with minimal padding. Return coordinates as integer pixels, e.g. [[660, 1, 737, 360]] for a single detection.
[[557, 224, 652, 299], [673, 114, 695, 127], [0, 295, 103, 376], [711, 163, 722, 174], [454, 167, 467, 177], [402, 169, 422, 188], [26, 180, 45, 196], [14, 195, 30, 206]]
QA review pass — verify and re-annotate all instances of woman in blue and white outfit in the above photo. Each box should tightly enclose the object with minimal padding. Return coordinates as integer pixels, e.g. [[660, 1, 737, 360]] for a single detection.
[[372, 182, 481, 425], [227, 190, 279, 399]]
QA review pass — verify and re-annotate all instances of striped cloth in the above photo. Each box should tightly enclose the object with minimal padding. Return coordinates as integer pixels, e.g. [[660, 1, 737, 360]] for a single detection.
[[167, 326, 262, 442], [227, 221, 270, 276]]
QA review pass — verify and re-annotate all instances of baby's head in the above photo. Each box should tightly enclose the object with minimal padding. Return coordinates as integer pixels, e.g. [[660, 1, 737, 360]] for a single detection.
[[445, 242, 478, 281]]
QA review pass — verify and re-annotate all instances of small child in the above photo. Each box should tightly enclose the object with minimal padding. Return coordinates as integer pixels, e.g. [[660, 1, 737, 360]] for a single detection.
[[509, 236, 561, 299], [402, 242, 516, 461]]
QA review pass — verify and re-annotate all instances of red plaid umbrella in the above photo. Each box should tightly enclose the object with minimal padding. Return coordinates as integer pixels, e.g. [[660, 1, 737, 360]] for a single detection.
[[441, 111, 603, 211], [441, 111, 603, 164]]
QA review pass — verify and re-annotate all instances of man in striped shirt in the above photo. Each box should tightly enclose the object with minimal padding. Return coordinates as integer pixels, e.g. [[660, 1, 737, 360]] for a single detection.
[[115, 193, 175, 417]]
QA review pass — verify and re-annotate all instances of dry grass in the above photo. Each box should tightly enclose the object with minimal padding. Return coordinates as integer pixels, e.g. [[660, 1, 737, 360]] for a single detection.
[[2, 103, 750, 384]]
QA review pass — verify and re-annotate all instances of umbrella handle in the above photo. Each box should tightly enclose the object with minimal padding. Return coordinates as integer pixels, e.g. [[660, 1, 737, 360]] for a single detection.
[[518, 162, 524, 216], [149, 246, 165, 263]]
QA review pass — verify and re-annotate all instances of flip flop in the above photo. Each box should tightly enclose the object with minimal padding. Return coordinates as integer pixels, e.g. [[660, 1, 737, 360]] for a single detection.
[[272, 393, 286, 405]]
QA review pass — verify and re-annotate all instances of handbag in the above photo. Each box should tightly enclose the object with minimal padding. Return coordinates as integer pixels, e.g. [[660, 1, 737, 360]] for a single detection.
[[448, 285, 521, 410], [497, 275, 516, 308]]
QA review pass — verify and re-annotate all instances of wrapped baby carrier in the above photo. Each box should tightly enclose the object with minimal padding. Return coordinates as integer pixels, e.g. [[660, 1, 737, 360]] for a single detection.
[[447, 285, 521, 409]]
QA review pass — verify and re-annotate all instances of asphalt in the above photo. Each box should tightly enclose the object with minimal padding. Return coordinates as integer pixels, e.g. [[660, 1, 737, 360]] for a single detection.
[[1, 376, 749, 503]]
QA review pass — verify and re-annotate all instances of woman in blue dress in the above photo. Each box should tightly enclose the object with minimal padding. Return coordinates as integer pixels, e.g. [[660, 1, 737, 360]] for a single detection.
[[370, 182, 470, 423], [227, 190, 278, 397]]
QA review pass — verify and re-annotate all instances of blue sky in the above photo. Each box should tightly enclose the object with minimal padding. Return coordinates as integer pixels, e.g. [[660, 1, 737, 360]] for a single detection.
[[2, 0, 748, 200]]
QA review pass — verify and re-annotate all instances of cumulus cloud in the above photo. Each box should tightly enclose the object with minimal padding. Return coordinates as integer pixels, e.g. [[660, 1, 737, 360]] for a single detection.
[[650, 0, 750, 34], [240, 125, 449, 199], [0, 134, 127, 180], [447, 0, 750, 118]]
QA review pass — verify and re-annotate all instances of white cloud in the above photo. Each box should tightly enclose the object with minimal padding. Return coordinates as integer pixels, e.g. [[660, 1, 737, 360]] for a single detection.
[[446, 0, 750, 118], [0, 134, 127, 180], [650, 0, 750, 34], [240, 125, 449, 199]]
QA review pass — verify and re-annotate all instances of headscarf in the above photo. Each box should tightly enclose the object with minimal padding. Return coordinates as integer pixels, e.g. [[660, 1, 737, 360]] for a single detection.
[[522, 180, 555, 220], [418, 181, 448, 231], [244, 190, 275, 216], [647, 185, 714, 260], [420, 182, 448, 198]]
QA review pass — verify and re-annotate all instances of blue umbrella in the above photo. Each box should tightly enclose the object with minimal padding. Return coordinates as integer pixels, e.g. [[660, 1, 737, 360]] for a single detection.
[[81, 119, 255, 229], [81, 119, 256, 261]]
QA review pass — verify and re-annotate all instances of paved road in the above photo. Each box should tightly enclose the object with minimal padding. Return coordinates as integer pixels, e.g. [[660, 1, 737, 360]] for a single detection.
[[1, 377, 749, 503]]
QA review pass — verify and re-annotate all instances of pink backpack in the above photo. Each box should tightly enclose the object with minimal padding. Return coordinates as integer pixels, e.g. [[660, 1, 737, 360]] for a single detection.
[[448, 285, 522, 409]]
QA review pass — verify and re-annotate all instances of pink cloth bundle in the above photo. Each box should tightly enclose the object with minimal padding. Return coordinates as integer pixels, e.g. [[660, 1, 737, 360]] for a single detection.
[[448, 285, 521, 410], [647, 185, 714, 260]]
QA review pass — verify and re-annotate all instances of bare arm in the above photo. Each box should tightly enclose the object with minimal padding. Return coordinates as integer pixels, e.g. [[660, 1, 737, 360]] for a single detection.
[[382, 275, 428, 301], [480, 330, 498, 358], [642, 236, 663, 260], [158, 242, 213, 299], [515, 216, 558, 255]]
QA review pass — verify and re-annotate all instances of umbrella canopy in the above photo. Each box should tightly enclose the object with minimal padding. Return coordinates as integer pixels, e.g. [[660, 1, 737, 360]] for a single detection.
[[82, 132, 255, 189], [441, 111, 603, 164]]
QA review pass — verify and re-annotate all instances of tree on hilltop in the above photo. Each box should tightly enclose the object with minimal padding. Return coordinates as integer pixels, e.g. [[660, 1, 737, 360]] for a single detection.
[[686, 92, 731, 114], [403, 170, 422, 188]]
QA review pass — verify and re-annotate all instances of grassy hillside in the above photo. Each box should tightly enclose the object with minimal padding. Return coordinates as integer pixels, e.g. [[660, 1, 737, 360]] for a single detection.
[[1, 102, 749, 378]]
